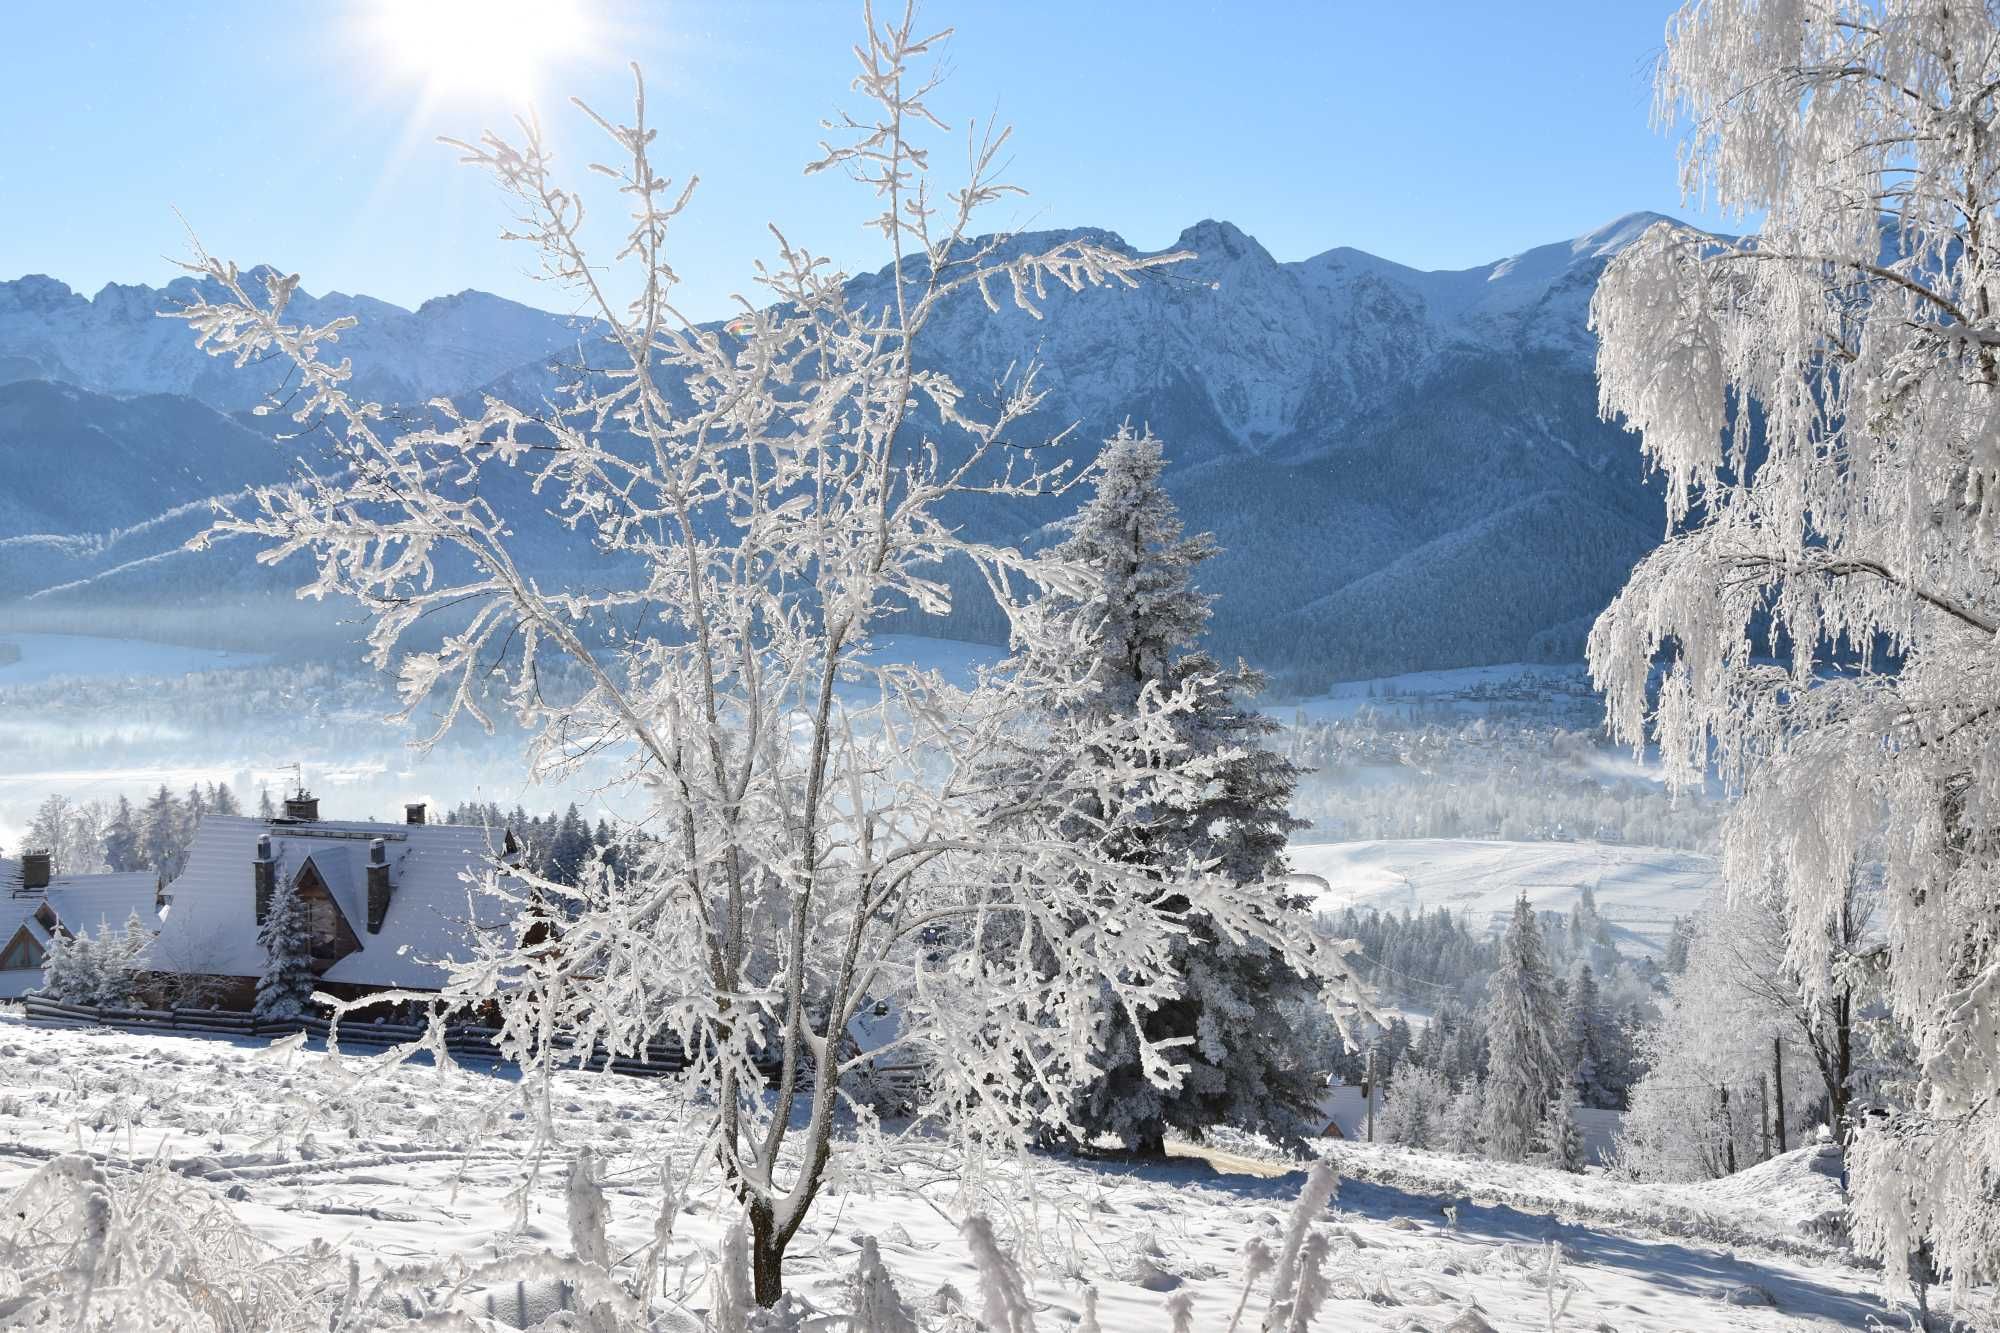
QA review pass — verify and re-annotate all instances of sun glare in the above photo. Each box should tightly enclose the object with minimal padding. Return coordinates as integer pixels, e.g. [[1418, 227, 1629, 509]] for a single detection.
[[370, 0, 592, 104]]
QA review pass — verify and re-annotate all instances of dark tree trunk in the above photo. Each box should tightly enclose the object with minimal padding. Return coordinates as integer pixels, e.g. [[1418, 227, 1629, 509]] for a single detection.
[[750, 1202, 786, 1307]]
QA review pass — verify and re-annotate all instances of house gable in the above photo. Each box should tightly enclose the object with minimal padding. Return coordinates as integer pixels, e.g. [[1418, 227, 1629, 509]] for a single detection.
[[0, 924, 44, 971], [291, 860, 362, 973]]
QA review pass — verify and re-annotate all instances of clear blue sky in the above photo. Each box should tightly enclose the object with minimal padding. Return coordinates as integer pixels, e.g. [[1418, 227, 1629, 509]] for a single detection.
[[0, 1, 1735, 323]]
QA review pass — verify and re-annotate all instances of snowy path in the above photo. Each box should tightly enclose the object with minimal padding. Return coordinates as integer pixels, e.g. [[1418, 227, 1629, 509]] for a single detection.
[[0, 1017, 1906, 1329]]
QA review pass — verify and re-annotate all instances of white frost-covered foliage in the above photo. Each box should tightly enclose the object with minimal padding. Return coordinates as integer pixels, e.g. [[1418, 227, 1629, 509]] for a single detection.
[[1590, 1, 2000, 1289], [1379, 1064, 1456, 1152], [1481, 895, 1565, 1161], [1615, 889, 1839, 1183], [1024, 425, 1344, 1153], [36, 912, 150, 1009], [253, 884, 314, 1022], [164, 3, 1368, 1309]]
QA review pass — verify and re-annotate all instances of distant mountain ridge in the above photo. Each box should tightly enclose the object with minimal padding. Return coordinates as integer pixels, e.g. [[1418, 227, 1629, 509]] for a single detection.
[[0, 213, 1677, 689]]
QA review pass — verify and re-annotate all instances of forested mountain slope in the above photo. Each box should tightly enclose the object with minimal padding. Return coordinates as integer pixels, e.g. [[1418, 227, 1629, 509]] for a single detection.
[[0, 214, 1673, 686]]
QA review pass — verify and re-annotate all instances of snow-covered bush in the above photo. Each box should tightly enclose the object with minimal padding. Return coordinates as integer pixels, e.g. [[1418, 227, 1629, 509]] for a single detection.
[[169, 3, 1371, 1308]]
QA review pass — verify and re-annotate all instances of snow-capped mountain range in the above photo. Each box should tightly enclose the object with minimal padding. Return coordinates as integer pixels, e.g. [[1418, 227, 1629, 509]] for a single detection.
[[0, 213, 1675, 688]]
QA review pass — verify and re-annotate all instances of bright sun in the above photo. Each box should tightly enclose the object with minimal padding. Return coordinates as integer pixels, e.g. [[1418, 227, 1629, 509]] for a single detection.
[[370, 0, 591, 104]]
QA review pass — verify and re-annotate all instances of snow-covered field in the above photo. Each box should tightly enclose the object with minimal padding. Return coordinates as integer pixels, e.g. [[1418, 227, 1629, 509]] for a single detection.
[[1290, 839, 1717, 952], [0, 1015, 1902, 1330]]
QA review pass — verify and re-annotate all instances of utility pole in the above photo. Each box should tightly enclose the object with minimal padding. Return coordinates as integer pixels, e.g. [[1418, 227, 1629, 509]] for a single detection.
[[1772, 1036, 1787, 1154], [1759, 1074, 1772, 1161], [1720, 1084, 1737, 1174], [1365, 1045, 1376, 1143]]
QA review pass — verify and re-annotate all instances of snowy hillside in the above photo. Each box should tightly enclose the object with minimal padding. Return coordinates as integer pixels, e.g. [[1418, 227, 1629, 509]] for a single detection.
[[0, 1016, 1898, 1330], [0, 213, 1677, 684], [1289, 839, 1717, 953]]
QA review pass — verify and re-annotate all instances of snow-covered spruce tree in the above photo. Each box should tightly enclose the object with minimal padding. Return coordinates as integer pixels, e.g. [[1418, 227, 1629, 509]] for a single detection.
[[1440, 1079, 1485, 1158], [253, 884, 313, 1023], [169, 7, 1370, 1306], [1560, 964, 1631, 1111], [1540, 1094, 1585, 1174], [1481, 894, 1565, 1161], [1589, 0, 2000, 1292], [1017, 424, 1327, 1155]]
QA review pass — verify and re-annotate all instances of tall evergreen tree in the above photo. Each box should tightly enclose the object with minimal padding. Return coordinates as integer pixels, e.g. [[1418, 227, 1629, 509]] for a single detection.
[[253, 883, 315, 1022], [1482, 893, 1565, 1160], [101, 797, 141, 873], [1026, 425, 1323, 1154], [138, 786, 182, 878]]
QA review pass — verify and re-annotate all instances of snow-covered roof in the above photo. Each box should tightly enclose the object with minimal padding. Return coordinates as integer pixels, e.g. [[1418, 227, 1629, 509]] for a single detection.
[[43, 872, 160, 938], [150, 814, 513, 990]]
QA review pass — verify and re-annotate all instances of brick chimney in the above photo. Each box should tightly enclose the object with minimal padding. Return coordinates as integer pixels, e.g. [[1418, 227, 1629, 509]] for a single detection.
[[366, 838, 391, 933], [404, 802, 426, 826], [282, 790, 320, 822], [253, 834, 275, 924], [20, 850, 51, 891]]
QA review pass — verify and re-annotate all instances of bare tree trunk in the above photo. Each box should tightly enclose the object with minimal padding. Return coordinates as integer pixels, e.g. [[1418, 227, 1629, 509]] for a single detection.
[[750, 1202, 786, 1307]]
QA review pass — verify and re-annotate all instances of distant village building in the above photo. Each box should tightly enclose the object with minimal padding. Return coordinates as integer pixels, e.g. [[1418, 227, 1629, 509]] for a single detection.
[[0, 850, 161, 998], [144, 795, 516, 1009]]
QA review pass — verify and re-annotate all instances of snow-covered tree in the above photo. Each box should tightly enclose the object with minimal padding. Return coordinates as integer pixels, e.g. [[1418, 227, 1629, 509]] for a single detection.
[[1615, 890, 1843, 1182], [137, 786, 180, 878], [38, 912, 150, 1009], [1028, 425, 1327, 1154], [253, 884, 313, 1023], [169, 7, 1371, 1305], [1561, 964, 1631, 1110], [1378, 1065, 1455, 1152], [100, 797, 141, 874], [1482, 894, 1565, 1160], [1439, 1080, 1485, 1158], [1540, 1094, 1585, 1174], [26, 796, 107, 877], [1589, 0, 2000, 1292]]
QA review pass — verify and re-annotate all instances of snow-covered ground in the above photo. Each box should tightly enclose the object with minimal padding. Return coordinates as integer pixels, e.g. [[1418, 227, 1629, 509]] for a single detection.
[[1289, 838, 1717, 951], [0, 1015, 1903, 1330]]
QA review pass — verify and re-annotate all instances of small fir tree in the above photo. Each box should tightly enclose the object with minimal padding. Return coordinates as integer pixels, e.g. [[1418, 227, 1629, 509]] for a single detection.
[[1440, 1080, 1485, 1157], [253, 884, 315, 1022], [1483, 893, 1565, 1161], [1540, 1094, 1586, 1173]]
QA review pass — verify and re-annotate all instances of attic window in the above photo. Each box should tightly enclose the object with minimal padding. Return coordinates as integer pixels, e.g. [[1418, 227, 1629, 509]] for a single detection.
[[0, 928, 45, 971], [291, 863, 360, 971]]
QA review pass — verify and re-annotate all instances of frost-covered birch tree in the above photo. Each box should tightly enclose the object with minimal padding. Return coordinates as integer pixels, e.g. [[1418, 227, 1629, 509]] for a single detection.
[[167, 4, 1369, 1307], [1589, 0, 2000, 1293]]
